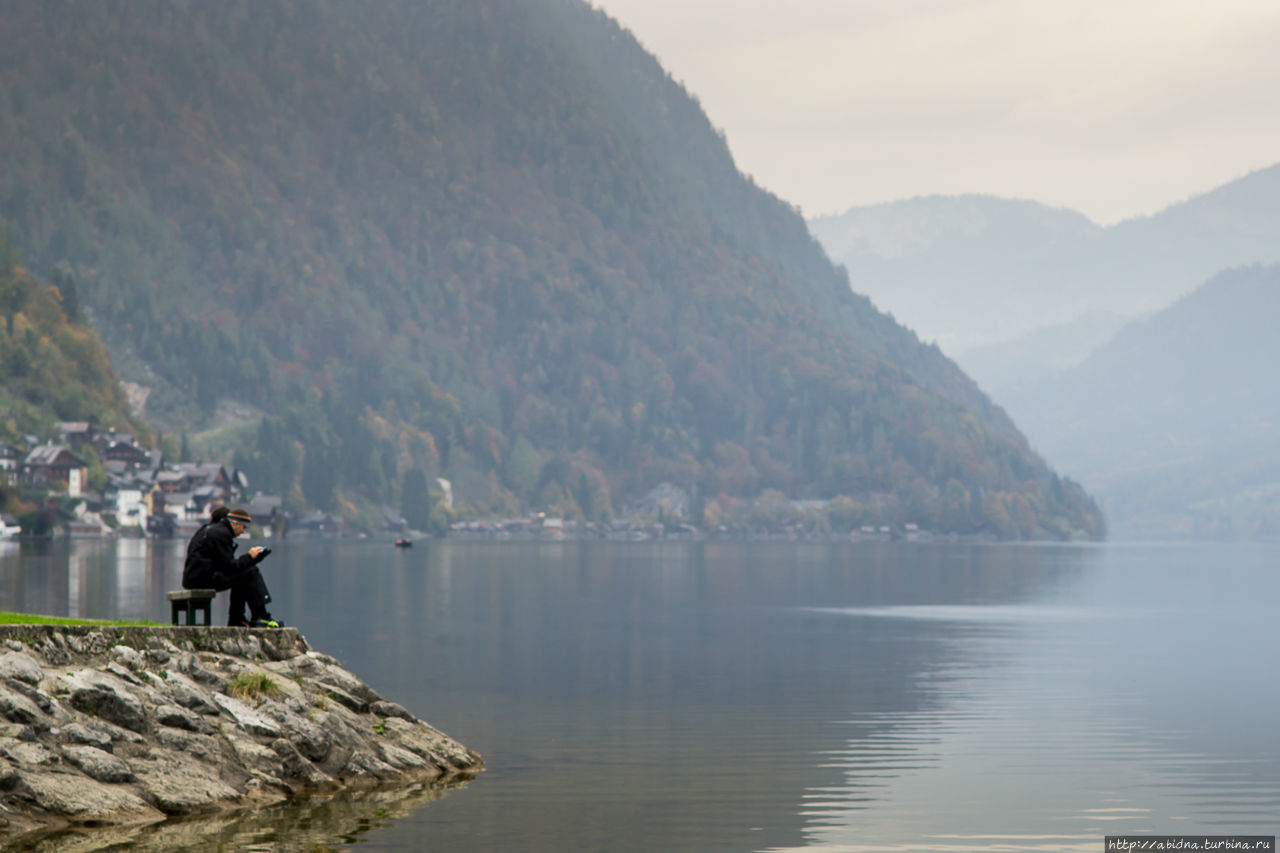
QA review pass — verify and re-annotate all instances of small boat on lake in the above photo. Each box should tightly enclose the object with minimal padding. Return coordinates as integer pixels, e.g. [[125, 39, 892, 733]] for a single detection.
[[394, 538, 413, 548]]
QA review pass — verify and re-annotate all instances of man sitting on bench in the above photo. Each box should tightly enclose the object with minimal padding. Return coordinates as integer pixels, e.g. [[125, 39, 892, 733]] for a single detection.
[[183, 506, 280, 628]]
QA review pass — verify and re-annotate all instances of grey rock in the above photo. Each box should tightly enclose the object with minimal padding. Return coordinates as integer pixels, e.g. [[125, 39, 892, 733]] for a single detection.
[[106, 660, 143, 685], [61, 722, 113, 751], [0, 651, 44, 685], [131, 758, 243, 814], [374, 740, 429, 770], [319, 684, 368, 714], [154, 703, 213, 734], [312, 659, 383, 704], [313, 713, 365, 775], [66, 671, 148, 733], [176, 653, 225, 690], [154, 727, 224, 764], [61, 744, 136, 783], [289, 655, 323, 677], [0, 626, 479, 843], [4, 678, 71, 728], [14, 767, 160, 820], [0, 683, 48, 729], [4, 677, 53, 712], [109, 644, 147, 671], [83, 631, 109, 655], [160, 670, 220, 715], [0, 722, 38, 741], [270, 738, 334, 786], [307, 651, 342, 667], [348, 749, 399, 780], [35, 638, 72, 666], [1, 740, 59, 766], [154, 703, 198, 731], [224, 730, 280, 770], [211, 693, 283, 739], [370, 700, 417, 722], [81, 716, 148, 745], [262, 705, 332, 762], [384, 717, 481, 770]]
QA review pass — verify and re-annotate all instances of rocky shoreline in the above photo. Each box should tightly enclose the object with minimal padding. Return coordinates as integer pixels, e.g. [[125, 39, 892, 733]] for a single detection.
[[0, 625, 482, 847]]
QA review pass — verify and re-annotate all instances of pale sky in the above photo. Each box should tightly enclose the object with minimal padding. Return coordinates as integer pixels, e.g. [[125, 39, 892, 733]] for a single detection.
[[589, 0, 1280, 225]]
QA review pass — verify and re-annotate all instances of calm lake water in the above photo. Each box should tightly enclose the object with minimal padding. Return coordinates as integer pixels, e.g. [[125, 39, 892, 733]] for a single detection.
[[2, 537, 1278, 851]]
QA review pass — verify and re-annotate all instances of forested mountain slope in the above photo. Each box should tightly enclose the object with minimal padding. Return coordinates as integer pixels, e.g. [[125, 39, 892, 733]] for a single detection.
[[0, 0, 1101, 538], [0, 229, 148, 472]]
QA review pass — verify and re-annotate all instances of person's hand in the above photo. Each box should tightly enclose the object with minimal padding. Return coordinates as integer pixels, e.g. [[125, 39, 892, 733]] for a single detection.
[[249, 546, 265, 559]]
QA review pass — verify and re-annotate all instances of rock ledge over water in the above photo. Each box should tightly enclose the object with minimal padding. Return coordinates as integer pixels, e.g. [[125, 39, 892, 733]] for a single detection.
[[0, 625, 482, 844]]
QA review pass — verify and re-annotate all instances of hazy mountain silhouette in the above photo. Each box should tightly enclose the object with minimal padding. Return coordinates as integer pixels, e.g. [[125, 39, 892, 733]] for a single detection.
[[809, 195, 1103, 353], [956, 311, 1131, 402], [810, 166, 1280, 361], [1004, 265, 1280, 538]]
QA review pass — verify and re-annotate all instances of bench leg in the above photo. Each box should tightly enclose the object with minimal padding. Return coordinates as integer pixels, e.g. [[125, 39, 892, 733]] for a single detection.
[[168, 594, 215, 626]]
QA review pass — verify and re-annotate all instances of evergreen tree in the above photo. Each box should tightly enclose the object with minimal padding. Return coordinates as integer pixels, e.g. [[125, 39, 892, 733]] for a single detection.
[[401, 468, 431, 531]]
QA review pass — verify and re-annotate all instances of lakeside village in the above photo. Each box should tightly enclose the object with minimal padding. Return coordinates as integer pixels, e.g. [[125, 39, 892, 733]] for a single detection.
[[0, 423, 944, 544], [0, 421, 329, 541]]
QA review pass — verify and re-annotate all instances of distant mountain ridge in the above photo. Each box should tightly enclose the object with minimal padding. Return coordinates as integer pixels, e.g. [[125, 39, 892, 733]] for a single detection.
[[1005, 264, 1280, 538], [810, 166, 1280, 354], [957, 311, 1131, 402], [0, 0, 1101, 538], [810, 195, 1099, 262]]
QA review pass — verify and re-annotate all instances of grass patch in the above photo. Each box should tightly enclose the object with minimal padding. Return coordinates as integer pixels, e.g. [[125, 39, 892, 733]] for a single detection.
[[0, 611, 163, 627], [228, 671, 282, 700]]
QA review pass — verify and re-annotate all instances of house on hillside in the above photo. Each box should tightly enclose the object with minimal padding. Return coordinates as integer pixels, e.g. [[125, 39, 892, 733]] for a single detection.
[[90, 428, 129, 449], [102, 475, 158, 534], [244, 495, 285, 533], [23, 444, 88, 496], [56, 421, 96, 449], [624, 482, 690, 524], [100, 437, 150, 469], [154, 490, 199, 521], [0, 442, 21, 484], [382, 507, 408, 535], [114, 487, 150, 533], [296, 511, 342, 535], [164, 463, 247, 504]]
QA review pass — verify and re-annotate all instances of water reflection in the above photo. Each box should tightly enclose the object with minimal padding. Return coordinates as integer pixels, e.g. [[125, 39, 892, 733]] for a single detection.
[[9, 779, 472, 853], [0, 538, 187, 622], [766, 544, 1280, 852]]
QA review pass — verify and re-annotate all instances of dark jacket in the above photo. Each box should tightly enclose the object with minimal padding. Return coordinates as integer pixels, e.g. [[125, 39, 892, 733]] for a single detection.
[[182, 518, 262, 590]]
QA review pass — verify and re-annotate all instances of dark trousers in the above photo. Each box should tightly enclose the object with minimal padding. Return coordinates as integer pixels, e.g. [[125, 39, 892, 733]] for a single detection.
[[223, 566, 272, 625]]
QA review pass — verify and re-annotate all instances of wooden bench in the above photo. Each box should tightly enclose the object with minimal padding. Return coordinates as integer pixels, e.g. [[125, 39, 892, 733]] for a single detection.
[[166, 589, 216, 626]]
